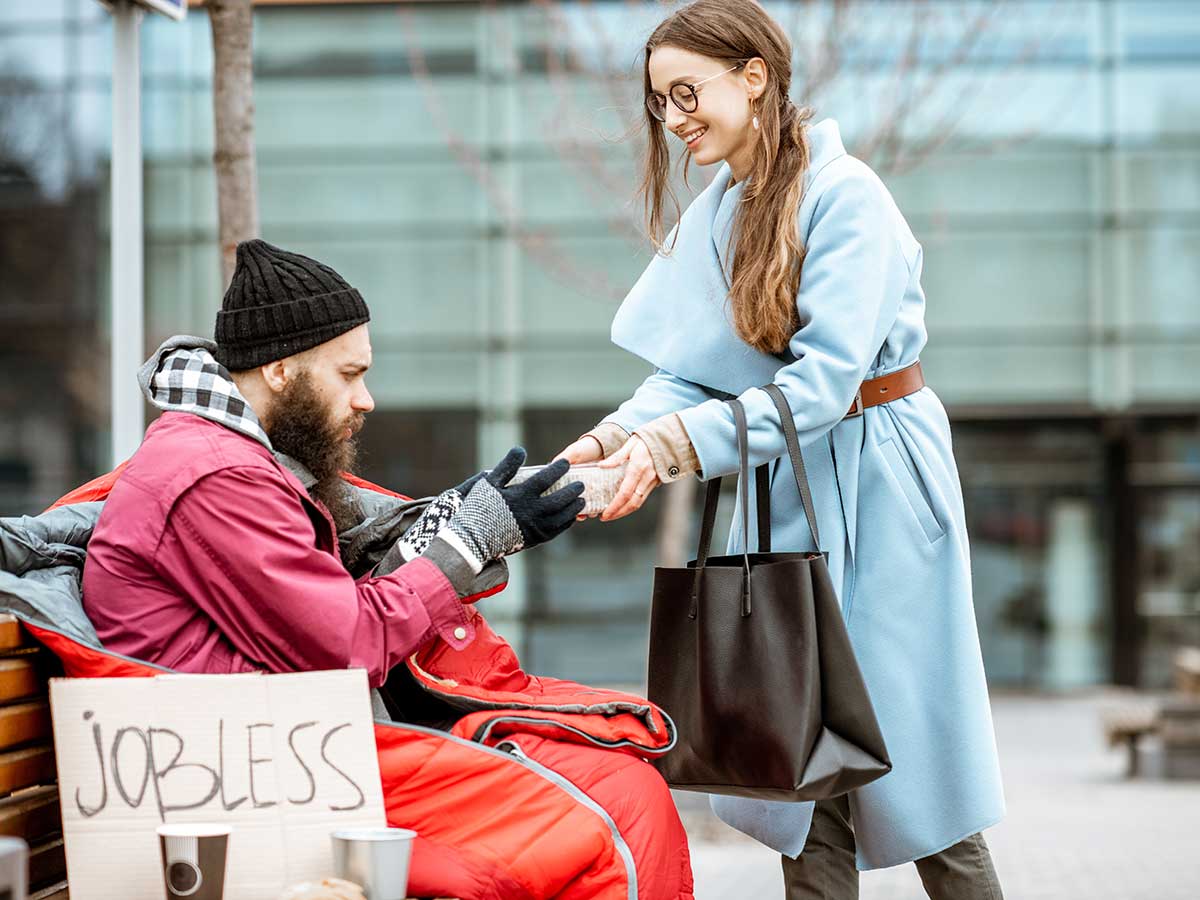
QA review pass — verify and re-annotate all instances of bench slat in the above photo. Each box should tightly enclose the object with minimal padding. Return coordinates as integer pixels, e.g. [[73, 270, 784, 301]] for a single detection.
[[0, 701, 51, 753], [0, 615, 29, 653], [29, 836, 67, 892], [0, 785, 61, 843], [0, 658, 41, 705], [29, 880, 68, 900], [0, 744, 57, 796]]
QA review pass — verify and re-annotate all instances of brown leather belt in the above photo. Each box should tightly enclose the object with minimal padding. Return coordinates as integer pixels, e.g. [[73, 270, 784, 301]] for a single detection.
[[845, 361, 925, 418]]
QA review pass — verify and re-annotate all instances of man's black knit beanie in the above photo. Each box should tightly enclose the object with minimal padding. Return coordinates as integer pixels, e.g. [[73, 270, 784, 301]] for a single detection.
[[214, 239, 371, 371]]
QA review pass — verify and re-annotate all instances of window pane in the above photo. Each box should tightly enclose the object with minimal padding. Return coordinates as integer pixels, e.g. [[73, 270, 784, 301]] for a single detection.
[[356, 409, 478, 500], [955, 423, 1109, 687]]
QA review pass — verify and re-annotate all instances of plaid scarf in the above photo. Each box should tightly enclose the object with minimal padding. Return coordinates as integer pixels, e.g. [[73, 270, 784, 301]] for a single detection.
[[139, 337, 272, 450]]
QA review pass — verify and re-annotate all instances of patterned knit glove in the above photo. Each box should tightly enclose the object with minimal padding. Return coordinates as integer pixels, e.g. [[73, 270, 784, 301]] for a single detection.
[[389, 470, 489, 561], [391, 490, 462, 560], [440, 447, 584, 571]]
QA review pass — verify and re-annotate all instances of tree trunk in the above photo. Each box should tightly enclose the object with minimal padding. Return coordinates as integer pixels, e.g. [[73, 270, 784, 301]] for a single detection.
[[207, 0, 259, 288]]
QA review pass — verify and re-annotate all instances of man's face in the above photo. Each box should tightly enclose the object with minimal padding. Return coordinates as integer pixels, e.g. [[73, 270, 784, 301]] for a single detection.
[[284, 323, 375, 441], [260, 324, 375, 520]]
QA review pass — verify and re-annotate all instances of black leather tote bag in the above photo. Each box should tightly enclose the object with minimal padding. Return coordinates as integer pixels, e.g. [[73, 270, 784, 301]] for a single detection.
[[648, 383, 891, 800]]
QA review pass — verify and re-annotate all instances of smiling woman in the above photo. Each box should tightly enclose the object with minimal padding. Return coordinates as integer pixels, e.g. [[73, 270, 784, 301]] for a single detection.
[[641, 9, 814, 359], [555, 2, 1007, 898]]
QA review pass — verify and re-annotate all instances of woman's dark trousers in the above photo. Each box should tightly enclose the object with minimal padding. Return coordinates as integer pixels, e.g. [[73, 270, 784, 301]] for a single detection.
[[781, 795, 1004, 900]]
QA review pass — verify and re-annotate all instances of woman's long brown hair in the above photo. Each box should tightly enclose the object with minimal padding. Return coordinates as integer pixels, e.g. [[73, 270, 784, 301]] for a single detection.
[[641, 0, 813, 355]]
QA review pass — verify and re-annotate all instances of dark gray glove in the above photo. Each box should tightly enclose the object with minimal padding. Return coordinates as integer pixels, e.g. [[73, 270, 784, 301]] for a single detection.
[[445, 447, 584, 569], [451, 469, 486, 498]]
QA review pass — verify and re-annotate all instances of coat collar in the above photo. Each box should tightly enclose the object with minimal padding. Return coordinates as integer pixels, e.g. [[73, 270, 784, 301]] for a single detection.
[[610, 119, 847, 396], [711, 118, 846, 283], [805, 118, 848, 179]]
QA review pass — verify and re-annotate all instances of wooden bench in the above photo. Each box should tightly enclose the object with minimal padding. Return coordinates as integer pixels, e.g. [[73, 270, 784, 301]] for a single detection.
[[0, 614, 68, 899], [1100, 649, 1200, 781], [1175, 646, 1200, 698], [1102, 700, 1159, 778]]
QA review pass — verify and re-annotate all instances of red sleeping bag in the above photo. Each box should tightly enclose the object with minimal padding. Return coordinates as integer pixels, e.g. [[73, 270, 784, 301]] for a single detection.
[[33, 471, 694, 900]]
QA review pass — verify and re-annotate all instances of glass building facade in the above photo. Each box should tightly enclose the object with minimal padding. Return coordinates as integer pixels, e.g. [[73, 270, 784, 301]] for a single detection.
[[1, 0, 1197, 689]]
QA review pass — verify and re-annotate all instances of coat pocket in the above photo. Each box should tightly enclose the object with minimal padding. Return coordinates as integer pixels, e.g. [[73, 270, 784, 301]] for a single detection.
[[878, 438, 946, 543]]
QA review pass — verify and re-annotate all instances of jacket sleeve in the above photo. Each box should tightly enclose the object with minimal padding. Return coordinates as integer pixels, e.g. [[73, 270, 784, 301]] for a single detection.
[[601, 369, 716, 435], [676, 164, 911, 479], [155, 465, 476, 688]]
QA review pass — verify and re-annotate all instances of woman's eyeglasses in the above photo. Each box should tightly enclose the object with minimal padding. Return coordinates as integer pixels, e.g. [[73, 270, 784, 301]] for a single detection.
[[645, 63, 745, 123]]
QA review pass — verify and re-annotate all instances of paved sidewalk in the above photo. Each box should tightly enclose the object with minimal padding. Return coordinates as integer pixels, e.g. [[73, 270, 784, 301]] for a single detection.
[[681, 692, 1200, 900]]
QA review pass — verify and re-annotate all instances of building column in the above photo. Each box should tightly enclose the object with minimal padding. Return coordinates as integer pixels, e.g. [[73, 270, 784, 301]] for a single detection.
[[1106, 421, 1141, 686], [475, 4, 528, 654], [1043, 497, 1104, 687]]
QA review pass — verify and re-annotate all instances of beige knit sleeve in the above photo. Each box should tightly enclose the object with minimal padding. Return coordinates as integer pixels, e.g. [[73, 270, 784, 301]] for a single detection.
[[634, 413, 700, 483], [581, 422, 631, 459]]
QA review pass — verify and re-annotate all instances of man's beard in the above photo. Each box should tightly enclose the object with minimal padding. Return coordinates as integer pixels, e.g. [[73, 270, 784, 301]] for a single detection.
[[263, 370, 364, 533]]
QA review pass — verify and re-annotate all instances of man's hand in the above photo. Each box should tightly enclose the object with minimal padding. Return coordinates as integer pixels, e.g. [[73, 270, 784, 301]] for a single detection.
[[450, 469, 486, 498], [389, 467, 487, 562], [446, 448, 585, 568]]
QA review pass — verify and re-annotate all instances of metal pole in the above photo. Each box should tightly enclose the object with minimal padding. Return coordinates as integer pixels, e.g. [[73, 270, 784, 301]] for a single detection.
[[111, 0, 145, 466]]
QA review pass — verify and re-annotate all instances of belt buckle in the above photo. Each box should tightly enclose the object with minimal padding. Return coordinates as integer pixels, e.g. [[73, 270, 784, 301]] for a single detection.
[[846, 390, 865, 419]]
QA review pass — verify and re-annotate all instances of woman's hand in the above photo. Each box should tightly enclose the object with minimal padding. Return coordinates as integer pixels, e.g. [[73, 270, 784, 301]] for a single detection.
[[554, 436, 605, 520], [598, 435, 660, 521], [555, 436, 604, 466]]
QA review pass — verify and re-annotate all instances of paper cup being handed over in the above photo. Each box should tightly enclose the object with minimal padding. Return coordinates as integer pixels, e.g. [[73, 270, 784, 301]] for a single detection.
[[508, 462, 628, 518], [157, 823, 231, 900]]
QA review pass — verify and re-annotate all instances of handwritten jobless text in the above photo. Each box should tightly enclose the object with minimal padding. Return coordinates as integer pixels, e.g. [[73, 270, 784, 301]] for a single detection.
[[72, 710, 367, 821]]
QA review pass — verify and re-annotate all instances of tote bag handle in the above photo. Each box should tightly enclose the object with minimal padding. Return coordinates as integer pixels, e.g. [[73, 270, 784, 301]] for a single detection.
[[690, 398, 754, 617], [761, 383, 821, 549], [688, 386, 822, 616]]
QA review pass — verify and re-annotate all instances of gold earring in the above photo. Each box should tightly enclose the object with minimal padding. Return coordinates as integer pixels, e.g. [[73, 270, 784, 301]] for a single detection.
[[752, 97, 760, 131]]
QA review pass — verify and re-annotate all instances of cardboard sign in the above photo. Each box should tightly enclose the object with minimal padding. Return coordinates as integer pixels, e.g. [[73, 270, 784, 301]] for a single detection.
[[50, 670, 387, 900]]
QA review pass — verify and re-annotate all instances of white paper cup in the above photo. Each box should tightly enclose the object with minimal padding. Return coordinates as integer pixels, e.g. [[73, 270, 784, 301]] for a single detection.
[[509, 462, 627, 517], [0, 837, 28, 900], [330, 828, 416, 900], [156, 824, 231, 900]]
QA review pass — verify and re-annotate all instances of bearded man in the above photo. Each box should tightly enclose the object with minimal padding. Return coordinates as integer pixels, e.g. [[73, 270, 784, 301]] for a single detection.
[[82, 239, 584, 685]]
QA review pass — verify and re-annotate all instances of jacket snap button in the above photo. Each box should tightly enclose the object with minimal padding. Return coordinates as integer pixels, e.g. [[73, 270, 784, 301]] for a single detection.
[[668, 466, 680, 477], [453, 626, 467, 640]]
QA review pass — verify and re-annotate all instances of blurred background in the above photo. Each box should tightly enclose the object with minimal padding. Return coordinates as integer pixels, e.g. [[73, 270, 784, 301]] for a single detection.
[[1, 0, 1198, 700]]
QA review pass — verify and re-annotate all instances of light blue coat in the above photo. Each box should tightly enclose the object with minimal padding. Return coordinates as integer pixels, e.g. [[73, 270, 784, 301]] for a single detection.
[[602, 120, 1004, 870]]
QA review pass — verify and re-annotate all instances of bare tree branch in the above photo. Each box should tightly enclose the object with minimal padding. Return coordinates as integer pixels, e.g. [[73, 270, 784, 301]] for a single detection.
[[887, 0, 1087, 173], [398, 2, 634, 302], [855, 1, 998, 171], [397, 0, 1075, 302]]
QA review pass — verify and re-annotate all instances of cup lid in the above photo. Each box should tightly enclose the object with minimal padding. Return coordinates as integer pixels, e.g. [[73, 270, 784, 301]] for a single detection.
[[330, 827, 417, 841], [157, 823, 232, 838]]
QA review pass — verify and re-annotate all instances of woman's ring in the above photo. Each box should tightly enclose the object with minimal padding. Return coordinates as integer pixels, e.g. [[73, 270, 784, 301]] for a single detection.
[[634, 489, 645, 497]]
